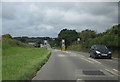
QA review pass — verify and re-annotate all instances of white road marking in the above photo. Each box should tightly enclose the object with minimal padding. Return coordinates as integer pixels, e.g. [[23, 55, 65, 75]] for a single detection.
[[54, 49, 61, 51], [88, 58, 101, 64], [65, 51, 69, 53], [77, 79, 83, 81], [105, 69, 118, 76], [113, 69, 119, 73], [80, 57, 94, 63], [58, 54, 66, 57], [77, 79, 84, 82]]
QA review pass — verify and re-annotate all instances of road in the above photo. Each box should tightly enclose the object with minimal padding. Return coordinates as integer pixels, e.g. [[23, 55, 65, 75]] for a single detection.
[[32, 49, 119, 82]]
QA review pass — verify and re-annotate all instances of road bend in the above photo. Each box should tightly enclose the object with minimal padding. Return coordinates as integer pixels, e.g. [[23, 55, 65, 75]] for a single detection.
[[32, 49, 119, 82]]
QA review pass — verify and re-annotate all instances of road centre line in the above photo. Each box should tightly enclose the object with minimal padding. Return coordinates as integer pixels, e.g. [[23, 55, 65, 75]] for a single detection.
[[80, 57, 94, 64], [105, 69, 118, 76], [65, 51, 70, 53], [113, 69, 119, 73], [58, 54, 66, 57], [77, 78, 83, 81], [79, 56, 101, 64], [88, 58, 101, 64]]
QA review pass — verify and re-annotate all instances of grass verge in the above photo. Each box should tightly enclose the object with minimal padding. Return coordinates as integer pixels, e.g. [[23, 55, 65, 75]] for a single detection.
[[2, 47, 51, 80]]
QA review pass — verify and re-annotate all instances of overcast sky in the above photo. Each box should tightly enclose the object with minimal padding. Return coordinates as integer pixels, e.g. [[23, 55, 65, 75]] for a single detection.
[[1, 2, 118, 37]]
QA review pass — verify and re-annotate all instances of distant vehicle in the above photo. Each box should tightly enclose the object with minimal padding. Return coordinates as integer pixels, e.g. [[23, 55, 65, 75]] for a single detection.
[[89, 45, 112, 59]]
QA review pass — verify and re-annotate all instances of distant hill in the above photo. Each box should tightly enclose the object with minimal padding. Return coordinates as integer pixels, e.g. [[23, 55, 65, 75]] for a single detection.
[[2, 34, 33, 50]]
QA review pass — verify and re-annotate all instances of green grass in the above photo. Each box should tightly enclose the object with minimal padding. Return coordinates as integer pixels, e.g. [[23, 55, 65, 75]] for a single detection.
[[2, 38, 33, 49], [0, 38, 2, 81], [2, 47, 51, 80], [67, 43, 89, 52], [2, 37, 51, 80], [112, 51, 120, 58], [0, 48, 2, 81]]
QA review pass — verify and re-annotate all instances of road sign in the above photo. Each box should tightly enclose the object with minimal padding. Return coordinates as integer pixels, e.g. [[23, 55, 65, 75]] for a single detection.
[[40, 44, 43, 48], [77, 38, 80, 43], [61, 39, 65, 51], [62, 39, 65, 43], [44, 40, 47, 45], [77, 38, 80, 42], [44, 40, 47, 48]]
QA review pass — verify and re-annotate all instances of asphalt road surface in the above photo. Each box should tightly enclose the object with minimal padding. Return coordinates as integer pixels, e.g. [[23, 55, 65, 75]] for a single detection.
[[32, 49, 119, 82]]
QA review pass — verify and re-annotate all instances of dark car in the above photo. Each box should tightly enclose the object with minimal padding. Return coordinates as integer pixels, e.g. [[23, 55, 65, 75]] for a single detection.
[[89, 45, 112, 59]]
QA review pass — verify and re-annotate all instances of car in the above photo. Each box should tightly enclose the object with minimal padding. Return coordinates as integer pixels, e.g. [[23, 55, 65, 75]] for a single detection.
[[89, 45, 112, 59]]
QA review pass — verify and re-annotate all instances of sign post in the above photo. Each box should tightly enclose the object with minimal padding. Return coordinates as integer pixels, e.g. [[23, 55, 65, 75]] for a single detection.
[[44, 40, 47, 48], [40, 44, 43, 48], [61, 39, 65, 51], [77, 38, 80, 43]]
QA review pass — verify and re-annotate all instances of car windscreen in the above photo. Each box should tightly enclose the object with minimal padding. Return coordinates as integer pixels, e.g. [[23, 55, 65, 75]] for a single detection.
[[96, 45, 108, 50]]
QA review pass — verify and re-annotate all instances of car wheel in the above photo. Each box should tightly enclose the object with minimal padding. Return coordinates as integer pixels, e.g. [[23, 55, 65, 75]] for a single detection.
[[89, 54, 91, 57], [93, 55, 96, 59], [108, 56, 111, 59]]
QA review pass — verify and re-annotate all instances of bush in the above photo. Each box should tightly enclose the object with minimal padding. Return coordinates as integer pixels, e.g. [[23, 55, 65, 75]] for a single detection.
[[2, 34, 12, 39]]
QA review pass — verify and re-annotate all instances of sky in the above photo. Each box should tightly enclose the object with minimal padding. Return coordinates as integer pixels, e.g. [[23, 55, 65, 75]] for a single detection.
[[1, 2, 118, 38]]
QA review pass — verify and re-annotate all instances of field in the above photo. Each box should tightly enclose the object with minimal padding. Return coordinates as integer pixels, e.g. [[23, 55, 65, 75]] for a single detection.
[[0, 47, 1, 81], [0, 38, 2, 81], [2, 37, 51, 80]]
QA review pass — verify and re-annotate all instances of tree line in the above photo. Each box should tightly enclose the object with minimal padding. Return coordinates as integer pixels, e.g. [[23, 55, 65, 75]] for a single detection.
[[14, 36, 54, 47], [53, 24, 119, 51], [3, 24, 119, 51]]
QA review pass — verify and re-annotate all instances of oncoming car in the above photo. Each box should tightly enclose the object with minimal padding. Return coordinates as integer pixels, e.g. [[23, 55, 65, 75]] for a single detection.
[[89, 45, 112, 59]]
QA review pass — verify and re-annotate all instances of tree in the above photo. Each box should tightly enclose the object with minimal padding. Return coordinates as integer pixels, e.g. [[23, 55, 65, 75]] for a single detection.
[[56, 29, 78, 47], [88, 24, 119, 50], [35, 41, 42, 47], [78, 29, 96, 43]]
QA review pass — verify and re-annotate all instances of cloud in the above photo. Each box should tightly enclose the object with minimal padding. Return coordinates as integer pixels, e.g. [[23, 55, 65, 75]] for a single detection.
[[63, 11, 81, 24], [45, 25, 54, 30], [2, 2, 118, 37], [29, 4, 39, 12], [42, 8, 64, 24], [37, 24, 54, 30], [2, 3, 16, 20]]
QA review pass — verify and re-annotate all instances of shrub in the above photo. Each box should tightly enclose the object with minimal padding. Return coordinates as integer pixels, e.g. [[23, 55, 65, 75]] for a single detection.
[[2, 34, 12, 39]]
